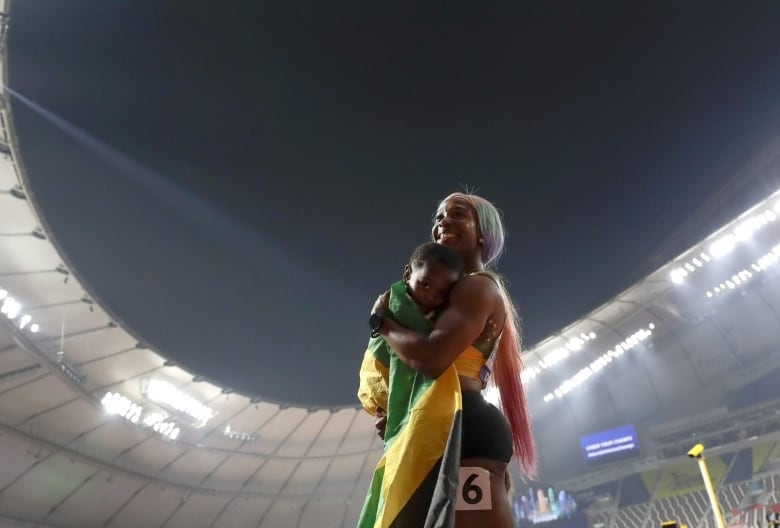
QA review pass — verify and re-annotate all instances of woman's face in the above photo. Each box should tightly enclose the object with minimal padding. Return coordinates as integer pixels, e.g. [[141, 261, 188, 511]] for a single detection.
[[432, 196, 480, 256]]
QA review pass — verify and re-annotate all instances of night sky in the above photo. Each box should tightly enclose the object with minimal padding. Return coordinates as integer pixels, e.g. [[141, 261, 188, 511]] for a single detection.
[[6, 2, 780, 406]]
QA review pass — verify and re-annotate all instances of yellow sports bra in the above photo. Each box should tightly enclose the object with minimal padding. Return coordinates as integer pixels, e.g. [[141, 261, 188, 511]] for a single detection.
[[453, 338, 501, 388], [453, 346, 488, 382]]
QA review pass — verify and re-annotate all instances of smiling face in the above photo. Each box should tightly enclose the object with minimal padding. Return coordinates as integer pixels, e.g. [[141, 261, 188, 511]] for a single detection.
[[431, 196, 481, 261]]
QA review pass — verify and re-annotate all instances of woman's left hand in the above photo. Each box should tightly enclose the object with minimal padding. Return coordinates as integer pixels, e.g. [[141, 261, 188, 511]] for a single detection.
[[372, 290, 390, 315]]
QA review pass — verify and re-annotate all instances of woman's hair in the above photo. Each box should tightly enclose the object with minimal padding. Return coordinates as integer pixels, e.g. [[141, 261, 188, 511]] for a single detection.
[[441, 192, 506, 268], [442, 191, 537, 476], [490, 277, 537, 477]]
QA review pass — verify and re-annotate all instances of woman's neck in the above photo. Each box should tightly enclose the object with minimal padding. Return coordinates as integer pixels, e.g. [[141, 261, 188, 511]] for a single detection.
[[463, 255, 485, 273]]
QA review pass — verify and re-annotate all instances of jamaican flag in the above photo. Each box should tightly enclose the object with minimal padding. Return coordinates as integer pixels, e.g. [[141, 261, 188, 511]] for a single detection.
[[357, 280, 463, 528]]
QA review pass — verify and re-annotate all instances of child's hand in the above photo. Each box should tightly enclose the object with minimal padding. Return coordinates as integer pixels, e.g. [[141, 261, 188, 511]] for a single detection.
[[371, 291, 390, 315]]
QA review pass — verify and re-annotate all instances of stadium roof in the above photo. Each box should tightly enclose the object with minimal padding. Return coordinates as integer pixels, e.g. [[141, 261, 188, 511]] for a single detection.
[[0, 7, 380, 524], [521, 141, 780, 481], [2, 1, 780, 524]]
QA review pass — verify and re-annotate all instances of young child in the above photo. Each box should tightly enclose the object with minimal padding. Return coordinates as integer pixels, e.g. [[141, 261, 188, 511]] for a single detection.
[[357, 242, 465, 432], [402, 241, 465, 319]]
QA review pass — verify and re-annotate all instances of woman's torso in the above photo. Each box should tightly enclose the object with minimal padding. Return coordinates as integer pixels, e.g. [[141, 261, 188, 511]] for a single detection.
[[455, 280, 515, 527]]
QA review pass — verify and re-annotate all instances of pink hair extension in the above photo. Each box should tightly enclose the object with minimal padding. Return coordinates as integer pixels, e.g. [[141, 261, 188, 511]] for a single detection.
[[491, 284, 537, 477]]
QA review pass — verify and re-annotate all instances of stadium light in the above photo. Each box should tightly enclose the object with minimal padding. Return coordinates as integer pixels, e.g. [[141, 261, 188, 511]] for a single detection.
[[670, 203, 779, 285], [1, 296, 21, 319], [521, 332, 598, 382], [223, 424, 257, 443], [710, 235, 736, 258], [543, 324, 655, 402], [140, 378, 216, 427], [533, 190, 780, 401], [705, 245, 780, 299], [0, 286, 41, 333], [101, 391, 181, 441]]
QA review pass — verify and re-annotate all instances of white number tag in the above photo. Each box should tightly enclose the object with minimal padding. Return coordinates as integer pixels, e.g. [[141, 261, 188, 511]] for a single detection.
[[455, 467, 492, 510]]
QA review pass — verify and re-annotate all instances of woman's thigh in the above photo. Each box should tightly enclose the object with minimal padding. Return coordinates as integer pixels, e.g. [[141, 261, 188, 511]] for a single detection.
[[455, 458, 515, 528]]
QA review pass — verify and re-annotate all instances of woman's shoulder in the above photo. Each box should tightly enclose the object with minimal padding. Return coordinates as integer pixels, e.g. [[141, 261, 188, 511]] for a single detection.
[[453, 271, 504, 305], [464, 270, 505, 292], [467, 269, 503, 285]]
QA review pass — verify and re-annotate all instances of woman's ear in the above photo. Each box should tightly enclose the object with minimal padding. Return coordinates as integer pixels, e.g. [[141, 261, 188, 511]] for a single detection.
[[402, 264, 412, 283]]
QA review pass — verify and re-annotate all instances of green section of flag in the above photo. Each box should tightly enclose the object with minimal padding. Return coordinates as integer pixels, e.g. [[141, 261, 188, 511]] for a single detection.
[[367, 281, 433, 450], [359, 280, 461, 528]]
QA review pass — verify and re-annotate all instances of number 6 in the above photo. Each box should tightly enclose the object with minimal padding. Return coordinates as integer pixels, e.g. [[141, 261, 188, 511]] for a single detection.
[[462, 473, 483, 504], [456, 467, 491, 510]]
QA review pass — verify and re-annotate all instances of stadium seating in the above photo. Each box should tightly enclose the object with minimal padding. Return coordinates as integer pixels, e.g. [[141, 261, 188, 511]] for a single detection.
[[579, 440, 780, 528]]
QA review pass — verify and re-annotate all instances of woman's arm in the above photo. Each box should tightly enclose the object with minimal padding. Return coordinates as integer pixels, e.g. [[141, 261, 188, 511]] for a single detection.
[[375, 275, 497, 378]]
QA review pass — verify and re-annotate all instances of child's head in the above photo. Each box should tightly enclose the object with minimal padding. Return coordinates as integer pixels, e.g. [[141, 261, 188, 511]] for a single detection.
[[403, 242, 465, 312]]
